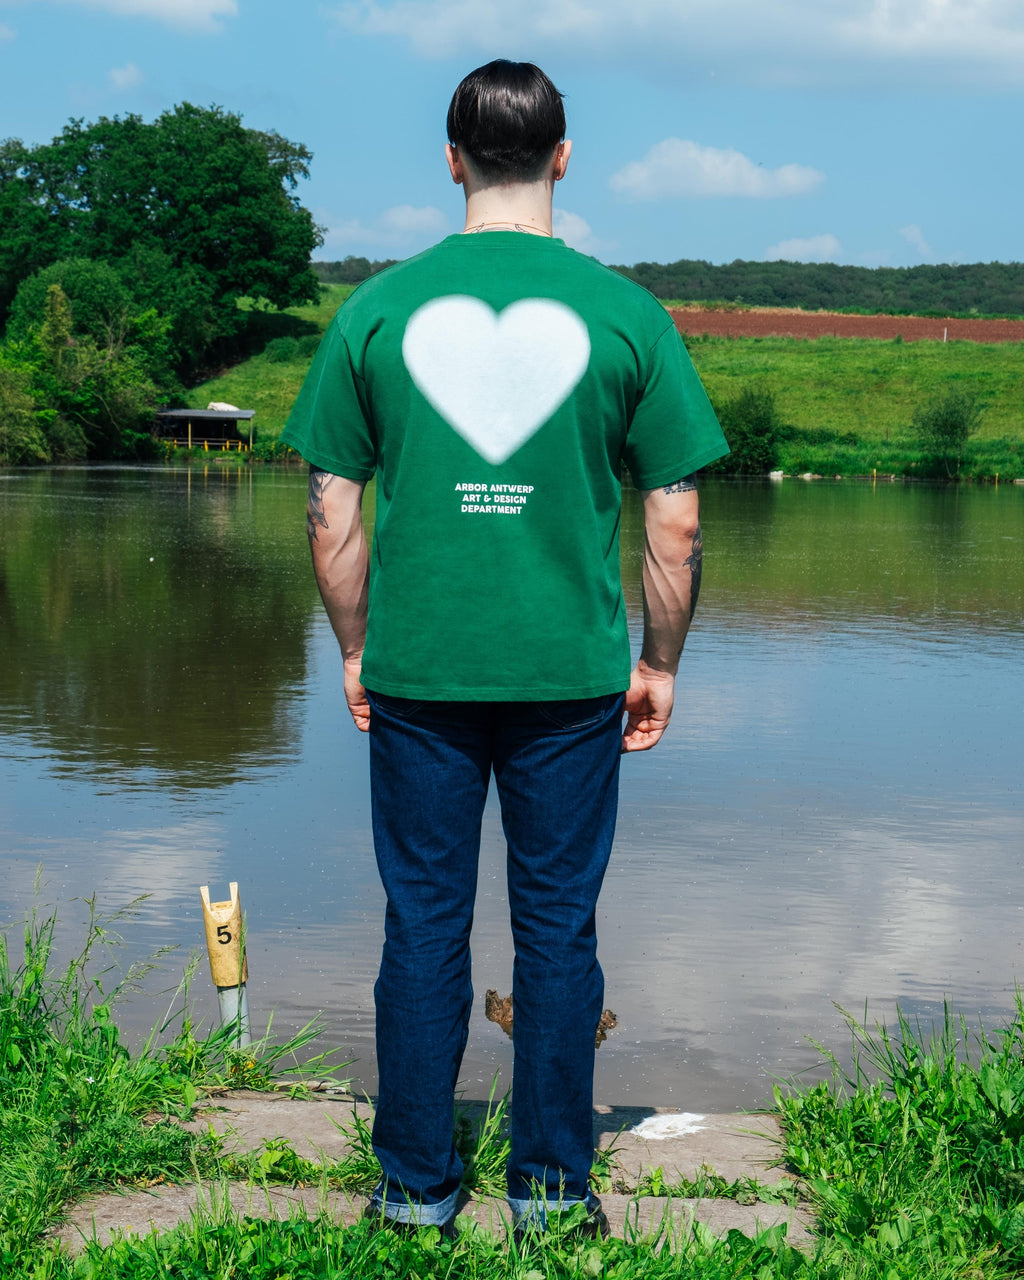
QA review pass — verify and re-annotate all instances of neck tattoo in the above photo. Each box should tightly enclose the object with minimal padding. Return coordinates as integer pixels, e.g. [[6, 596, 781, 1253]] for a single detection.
[[463, 221, 552, 237]]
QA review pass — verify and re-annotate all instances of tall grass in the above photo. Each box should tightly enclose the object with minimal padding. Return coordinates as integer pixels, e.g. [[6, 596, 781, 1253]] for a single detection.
[[777, 999, 1024, 1276], [0, 894, 346, 1269]]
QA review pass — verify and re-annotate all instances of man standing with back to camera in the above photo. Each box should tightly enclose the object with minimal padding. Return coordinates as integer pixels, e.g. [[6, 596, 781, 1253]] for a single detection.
[[282, 60, 728, 1238]]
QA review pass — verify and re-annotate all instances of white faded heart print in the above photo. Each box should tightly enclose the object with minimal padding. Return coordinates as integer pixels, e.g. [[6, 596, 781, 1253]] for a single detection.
[[402, 296, 591, 465]]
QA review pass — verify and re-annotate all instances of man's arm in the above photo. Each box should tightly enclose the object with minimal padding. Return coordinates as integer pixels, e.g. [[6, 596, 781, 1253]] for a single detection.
[[306, 466, 371, 732], [622, 474, 703, 753]]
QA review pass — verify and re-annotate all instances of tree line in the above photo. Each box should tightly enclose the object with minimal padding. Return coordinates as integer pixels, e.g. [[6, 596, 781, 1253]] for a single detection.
[[611, 259, 1024, 317], [0, 104, 321, 465], [316, 256, 1024, 318]]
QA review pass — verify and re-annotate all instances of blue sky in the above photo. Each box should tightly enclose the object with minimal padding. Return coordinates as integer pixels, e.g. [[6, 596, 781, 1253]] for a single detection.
[[0, 0, 1020, 268]]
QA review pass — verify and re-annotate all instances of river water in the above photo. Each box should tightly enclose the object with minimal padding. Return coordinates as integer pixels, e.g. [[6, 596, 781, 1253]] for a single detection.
[[1, 466, 1022, 1110]]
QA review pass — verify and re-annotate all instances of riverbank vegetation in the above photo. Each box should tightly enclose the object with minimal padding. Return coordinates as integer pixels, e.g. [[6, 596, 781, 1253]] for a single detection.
[[5, 900, 1024, 1277]]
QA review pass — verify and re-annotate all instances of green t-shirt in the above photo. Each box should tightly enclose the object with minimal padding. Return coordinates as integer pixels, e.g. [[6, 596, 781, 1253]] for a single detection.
[[282, 233, 728, 699]]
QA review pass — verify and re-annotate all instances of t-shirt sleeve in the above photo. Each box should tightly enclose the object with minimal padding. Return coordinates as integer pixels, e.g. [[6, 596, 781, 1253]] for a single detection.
[[621, 322, 729, 490], [279, 318, 378, 480]]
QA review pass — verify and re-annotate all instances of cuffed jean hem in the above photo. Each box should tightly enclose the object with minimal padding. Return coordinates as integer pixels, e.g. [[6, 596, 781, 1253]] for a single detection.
[[507, 1192, 600, 1230], [369, 1181, 460, 1227]]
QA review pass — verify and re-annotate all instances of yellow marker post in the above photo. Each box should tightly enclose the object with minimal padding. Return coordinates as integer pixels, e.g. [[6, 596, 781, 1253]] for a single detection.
[[200, 882, 252, 1047]]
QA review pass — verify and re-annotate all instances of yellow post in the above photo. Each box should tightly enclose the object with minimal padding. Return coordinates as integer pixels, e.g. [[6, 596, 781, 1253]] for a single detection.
[[200, 882, 251, 1046], [200, 882, 248, 986]]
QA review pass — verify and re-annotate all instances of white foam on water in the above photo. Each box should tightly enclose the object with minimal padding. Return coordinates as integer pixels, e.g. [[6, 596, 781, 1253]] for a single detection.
[[630, 1112, 707, 1139]]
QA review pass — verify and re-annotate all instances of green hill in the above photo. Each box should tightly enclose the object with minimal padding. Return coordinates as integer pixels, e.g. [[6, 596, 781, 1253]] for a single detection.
[[185, 285, 352, 435], [192, 283, 1023, 478]]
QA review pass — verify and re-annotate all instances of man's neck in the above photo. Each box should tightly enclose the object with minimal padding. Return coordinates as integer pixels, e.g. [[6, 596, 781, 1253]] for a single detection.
[[462, 181, 554, 237]]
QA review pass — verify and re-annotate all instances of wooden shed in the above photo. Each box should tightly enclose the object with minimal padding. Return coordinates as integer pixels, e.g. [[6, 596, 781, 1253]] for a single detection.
[[155, 407, 256, 451]]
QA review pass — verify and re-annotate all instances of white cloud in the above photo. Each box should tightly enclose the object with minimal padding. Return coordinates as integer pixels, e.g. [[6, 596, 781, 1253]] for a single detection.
[[318, 204, 452, 255], [0, 22, 15, 42], [900, 223, 934, 260], [838, 0, 1024, 66], [610, 139, 824, 201], [764, 233, 842, 262], [377, 204, 450, 237], [552, 209, 612, 257], [53, 0, 237, 33], [331, 0, 1024, 87], [108, 61, 143, 89]]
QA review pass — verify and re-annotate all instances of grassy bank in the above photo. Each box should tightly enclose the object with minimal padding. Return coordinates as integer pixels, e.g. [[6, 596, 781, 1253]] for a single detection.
[[184, 285, 353, 439], [687, 333, 1024, 479], [6, 900, 1024, 1277], [189, 288, 1024, 478]]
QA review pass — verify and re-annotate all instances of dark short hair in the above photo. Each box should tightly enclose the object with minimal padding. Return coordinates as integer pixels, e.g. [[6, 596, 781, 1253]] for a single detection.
[[447, 60, 565, 183]]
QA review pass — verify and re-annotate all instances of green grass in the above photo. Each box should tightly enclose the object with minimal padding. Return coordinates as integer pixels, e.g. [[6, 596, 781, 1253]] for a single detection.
[[33, 1208, 816, 1279], [686, 334, 1024, 478], [686, 333, 1024, 442], [775, 1000, 1024, 1277], [10, 898, 1024, 1277]]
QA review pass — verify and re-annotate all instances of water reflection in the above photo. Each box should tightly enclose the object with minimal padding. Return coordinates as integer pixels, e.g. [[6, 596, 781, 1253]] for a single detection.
[[0, 467, 314, 788], [1, 469, 1022, 1108]]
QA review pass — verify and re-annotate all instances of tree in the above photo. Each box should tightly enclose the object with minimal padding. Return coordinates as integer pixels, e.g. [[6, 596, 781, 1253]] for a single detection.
[[0, 105, 322, 375], [912, 388, 983, 478], [9, 258, 177, 387], [1, 280, 163, 462], [9, 259, 132, 349], [0, 355, 49, 464]]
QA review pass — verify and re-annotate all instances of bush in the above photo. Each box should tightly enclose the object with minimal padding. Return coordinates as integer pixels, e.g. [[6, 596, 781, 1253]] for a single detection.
[[249, 437, 297, 462], [297, 333, 321, 358], [707, 384, 782, 474], [264, 336, 300, 363], [912, 388, 983, 478]]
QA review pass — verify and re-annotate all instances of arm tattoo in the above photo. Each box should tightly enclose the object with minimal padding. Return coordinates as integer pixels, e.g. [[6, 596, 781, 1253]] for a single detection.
[[307, 466, 332, 543], [663, 474, 697, 496], [685, 524, 703, 621]]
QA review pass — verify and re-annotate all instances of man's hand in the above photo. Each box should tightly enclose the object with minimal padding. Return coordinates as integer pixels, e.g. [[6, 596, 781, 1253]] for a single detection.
[[622, 661, 675, 752], [623, 476, 703, 752], [344, 655, 370, 733]]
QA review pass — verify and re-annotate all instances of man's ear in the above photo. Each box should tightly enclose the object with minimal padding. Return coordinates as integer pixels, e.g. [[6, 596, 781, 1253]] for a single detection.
[[554, 139, 572, 181], [445, 143, 464, 186]]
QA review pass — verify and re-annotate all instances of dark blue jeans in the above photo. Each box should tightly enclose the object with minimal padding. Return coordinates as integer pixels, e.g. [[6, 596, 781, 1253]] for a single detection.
[[365, 691, 624, 1226]]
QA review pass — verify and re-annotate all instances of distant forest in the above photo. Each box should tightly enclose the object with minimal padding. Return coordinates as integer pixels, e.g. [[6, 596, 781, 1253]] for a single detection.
[[313, 257, 399, 285], [313, 256, 1024, 317]]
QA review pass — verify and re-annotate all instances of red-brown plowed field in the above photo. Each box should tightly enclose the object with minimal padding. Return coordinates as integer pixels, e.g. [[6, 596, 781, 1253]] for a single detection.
[[668, 307, 1024, 343]]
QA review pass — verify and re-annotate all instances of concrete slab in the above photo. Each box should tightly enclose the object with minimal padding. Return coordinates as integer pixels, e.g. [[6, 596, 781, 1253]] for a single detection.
[[183, 1089, 369, 1160], [56, 1092, 814, 1255], [592, 1106, 788, 1188]]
